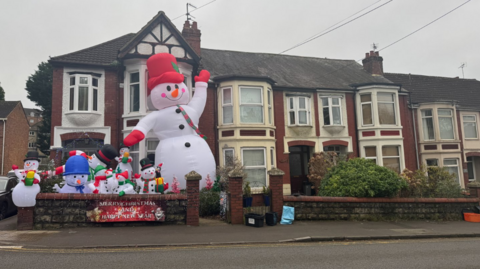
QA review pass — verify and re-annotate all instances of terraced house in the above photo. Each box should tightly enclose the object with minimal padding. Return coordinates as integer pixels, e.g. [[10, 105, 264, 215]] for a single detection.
[[48, 11, 478, 194]]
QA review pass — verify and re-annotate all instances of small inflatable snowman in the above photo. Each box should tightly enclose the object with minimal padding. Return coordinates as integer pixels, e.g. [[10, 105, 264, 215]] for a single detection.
[[135, 158, 157, 194], [86, 144, 117, 184], [123, 53, 216, 189], [111, 171, 136, 196], [114, 143, 133, 180], [54, 155, 91, 194], [12, 151, 41, 207], [89, 168, 116, 194]]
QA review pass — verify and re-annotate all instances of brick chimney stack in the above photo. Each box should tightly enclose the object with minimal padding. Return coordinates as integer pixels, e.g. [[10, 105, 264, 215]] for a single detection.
[[362, 51, 384, 76], [182, 20, 201, 56]]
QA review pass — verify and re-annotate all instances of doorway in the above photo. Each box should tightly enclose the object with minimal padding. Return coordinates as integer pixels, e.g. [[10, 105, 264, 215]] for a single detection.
[[289, 145, 310, 194]]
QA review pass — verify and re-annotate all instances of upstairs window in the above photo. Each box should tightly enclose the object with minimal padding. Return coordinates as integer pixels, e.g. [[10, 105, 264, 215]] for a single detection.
[[240, 87, 263, 123], [69, 74, 99, 112], [360, 94, 373, 126], [421, 109, 435, 140], [438, 109, 454, 139], [377, 93, 396, 125], [222, 88, 233, 124], [463, 115, 478, 139], [288, 96, 310, 125], [321, 97, 342, 125], [129, 72, 140, 112]]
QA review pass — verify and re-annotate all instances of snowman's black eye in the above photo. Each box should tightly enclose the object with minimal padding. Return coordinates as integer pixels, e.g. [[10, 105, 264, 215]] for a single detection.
[[167, 86, 171, 91], [74, 176, 76, 178], [175, 84, 179, 89]]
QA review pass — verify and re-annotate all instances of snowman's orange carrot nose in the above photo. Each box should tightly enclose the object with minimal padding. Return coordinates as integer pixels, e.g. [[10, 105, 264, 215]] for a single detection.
[[171, 88, 179, 98], [77, 179, 81, 184]]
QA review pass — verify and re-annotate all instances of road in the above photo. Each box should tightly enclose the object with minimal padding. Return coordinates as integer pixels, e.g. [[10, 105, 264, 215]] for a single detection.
[[1, 238, 479, 268]]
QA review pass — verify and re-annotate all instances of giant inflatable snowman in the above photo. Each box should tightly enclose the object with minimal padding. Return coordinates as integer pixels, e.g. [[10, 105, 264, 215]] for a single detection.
[[124, 53, 215, 189]]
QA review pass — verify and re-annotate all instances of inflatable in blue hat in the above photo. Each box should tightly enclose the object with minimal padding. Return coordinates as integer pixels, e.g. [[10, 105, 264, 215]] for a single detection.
[[54, 155, 92, 194]]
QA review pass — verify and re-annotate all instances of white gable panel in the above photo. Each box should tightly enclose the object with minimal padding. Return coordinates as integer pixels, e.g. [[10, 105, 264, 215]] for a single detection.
[[129, 48, 136, 54], [155, 45, 169, 54], [171, 47, 185, 58], [137, 43, 152, 55], [142, 33, 157, 43], [152, 24, 161, 40], [166, 36, 180, 46], [161, 24, 171, 41]]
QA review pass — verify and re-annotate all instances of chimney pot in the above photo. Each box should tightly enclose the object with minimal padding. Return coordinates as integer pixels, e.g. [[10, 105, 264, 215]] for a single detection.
[[183, 20, 191, 29], [375, 51, 379, 56], [370, 51, 374, 56], [192, 21, 198, 30], [365, 53, 369, 58]]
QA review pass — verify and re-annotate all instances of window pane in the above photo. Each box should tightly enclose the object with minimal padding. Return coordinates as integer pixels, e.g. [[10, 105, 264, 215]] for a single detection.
[[267, 91, 271, 105], [241, 88, 261, 104], [270, 148, 274, 166], [223, 106, 233, 124], [268, 107, 272, 124], [377, 93, 394, 102], [290, 98, 294, 109], [92, 78, 98, 87], [332, 107, 341, 125], [299, 111, 307, 124], [245, 168, 266, 186], [223, 88, 231, 104], [289, 111, 295, 124], [243, 150, 265, 166], [365, 147, 376, 157], [130, 84, 140, 112], [362, 104, 372, 125], [422, 110, 432, 117], [439, 117, 454, 139], [383, 157, 400, 173], [444, 165, 459, 182], [422, 117, 435, 140], [378, 103, 395, 124], [79, 77, 88, 84], [130, 72, 139, 83], [69, 88, 74, 110], [382, 146, 399, 156], [289, 154, 302, 176], [130, 152, 139, 175], [426, 159, 438, 166], [464, 122, 477, 138], [464, 115, 475, 121], [438, 109, 451, 116], [323, 107, 330, 125], [240, 106, 263, 123], [93, 89, 98, 111], [360, 94, 371, 102], [70, 77, 75, 86], [467, 161, 475, 180], [224, 149, 234, 166], [322, 98, 328, 106], [147, 140, 159, 150], [332, 98, 339, 105], [443, 159, 457, 166], [78, 86, 88, 111], [299, 98, 306, 109]]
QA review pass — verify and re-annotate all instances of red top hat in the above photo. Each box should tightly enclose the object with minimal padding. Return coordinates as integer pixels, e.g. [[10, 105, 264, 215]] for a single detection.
[[147, 53, 185, 95]]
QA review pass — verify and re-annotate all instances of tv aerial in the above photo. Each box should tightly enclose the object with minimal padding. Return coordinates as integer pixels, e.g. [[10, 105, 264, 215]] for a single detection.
[[372, 43, 379, 52], [186, 3, 197, 22], [459, 62, 467, 78]]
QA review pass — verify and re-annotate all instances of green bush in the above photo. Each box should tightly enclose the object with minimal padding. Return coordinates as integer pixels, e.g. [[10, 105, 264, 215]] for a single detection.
[[400, 166, 465, 198], [199, 188, 220, 216], [39, 176, 64, 193], [319, 158, 407, 198]]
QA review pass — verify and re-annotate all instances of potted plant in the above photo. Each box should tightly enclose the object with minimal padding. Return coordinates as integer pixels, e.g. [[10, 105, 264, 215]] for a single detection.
[[243, 181, 252, 207], [262, 186, 270, 206]]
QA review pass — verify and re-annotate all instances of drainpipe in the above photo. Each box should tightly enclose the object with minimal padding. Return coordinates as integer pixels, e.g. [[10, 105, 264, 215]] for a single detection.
[[352, 90, 360, 157], [408, 74, 420, 169], [1, 118, 6, 175]]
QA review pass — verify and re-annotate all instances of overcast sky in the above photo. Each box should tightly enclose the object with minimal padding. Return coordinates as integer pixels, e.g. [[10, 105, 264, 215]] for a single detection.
[[1, 0, 478, 109]]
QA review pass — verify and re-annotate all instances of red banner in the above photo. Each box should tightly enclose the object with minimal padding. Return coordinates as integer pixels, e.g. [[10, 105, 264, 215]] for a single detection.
[[86, 200, 166, 222]]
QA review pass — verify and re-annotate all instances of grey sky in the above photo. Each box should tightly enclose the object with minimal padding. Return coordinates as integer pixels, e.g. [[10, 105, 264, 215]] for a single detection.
[[1, 0, 478, 109]]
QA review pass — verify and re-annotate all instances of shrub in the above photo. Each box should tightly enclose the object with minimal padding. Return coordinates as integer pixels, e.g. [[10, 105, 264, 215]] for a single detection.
[[319, 158, 407, 198], [400, 166, 465, 198], [307, 152, 347, 190], [39, 176, 63, 193], [199, 188, 220, 216]]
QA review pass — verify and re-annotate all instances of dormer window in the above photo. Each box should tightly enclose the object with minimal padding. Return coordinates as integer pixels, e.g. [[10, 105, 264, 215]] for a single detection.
[[69, 74, 99, 112]]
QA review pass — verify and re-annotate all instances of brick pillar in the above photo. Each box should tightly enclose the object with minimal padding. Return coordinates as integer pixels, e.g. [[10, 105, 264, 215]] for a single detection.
[[17, 206, 34, 230], [228, 170, 244, 224], [269, 168, 285, 221], [467, 182, 480, 197], [185, 171, 201, 226]]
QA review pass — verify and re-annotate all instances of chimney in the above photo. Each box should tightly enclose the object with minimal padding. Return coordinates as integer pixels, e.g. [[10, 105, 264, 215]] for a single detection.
[[362, 51, 384, 76], [182, 20, 202, 56]]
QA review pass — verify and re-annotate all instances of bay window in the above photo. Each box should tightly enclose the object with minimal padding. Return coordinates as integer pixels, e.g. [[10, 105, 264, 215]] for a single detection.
[[242, 148, 266, 186], [438, 109, 454, 139], [360, 94, 373, 126], [69, 74, 98, 112], [267, 89, 273, 125], [321, 97, 342, 125], [443, 158, 459, 182], [270, 147, 275, 167], [426, 159, 438, 167], [378, 93, 396, 125], [288, 96, 310, 125], [463, 115, 478, 139], [382, 146, 400, 173], [222, 88, 233, 124], [421, 109, 435, 140], [146, 139, 159, 157], [224, 148, 234, 166], [240, 87, 263, 123], [467, 156, 475, 181], [130, 72, 140, 112], [364, 146, 377, 163]]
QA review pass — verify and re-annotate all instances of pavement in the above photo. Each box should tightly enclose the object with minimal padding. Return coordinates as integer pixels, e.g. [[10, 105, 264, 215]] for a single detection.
[[0, 215, 480, 249]]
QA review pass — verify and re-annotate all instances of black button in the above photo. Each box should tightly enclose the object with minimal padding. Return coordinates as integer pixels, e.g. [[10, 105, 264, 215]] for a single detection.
[[185, 142, 191, 147], [176, 108, 181, 113], [179, 124, 185, 130]]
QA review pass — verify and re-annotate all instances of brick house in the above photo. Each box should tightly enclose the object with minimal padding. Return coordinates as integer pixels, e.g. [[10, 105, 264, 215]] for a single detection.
[[0, 101, 29, 175]]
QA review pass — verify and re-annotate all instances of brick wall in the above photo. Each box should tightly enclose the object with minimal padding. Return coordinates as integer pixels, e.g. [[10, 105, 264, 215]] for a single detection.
[[104, 69, 120, 149], [50, 66, 64, 166], [2, 103, 29, 175], [273, 90, 290, 184], [198, 86, 217, 163], [284, 196, 479, 221], [399, 95, 418, 171], [345, 93, 358, 158]]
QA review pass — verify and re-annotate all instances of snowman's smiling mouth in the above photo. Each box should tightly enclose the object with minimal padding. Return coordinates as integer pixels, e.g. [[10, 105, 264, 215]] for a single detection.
[[165, 91, 184, 101]]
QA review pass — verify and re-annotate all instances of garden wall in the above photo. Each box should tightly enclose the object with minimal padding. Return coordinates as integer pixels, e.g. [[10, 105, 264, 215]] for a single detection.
[[284, 196, 480, 221]]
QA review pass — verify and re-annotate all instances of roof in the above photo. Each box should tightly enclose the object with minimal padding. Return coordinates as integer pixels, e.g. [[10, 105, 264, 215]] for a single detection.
[[201, 49, 393, 90], [0, 101, 21, 118], [384, 73, 480, 110], [49, 33, 136, 66], [24, 108, 41, 115]]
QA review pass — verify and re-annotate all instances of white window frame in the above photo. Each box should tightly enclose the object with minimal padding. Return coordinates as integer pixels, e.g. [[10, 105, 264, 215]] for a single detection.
[[360, 94, 373, 126], [443, 158, 460, 183], [382, 145, 401, 173], [68, 74, 99, 112], [426, 159, 438, 167], [364, 146, 377, 164], [129, 71, 140, 113], [30, 112, 35, 117], [437, 108, 455, 140], [241, 148, 267, 187], [240, 86, 264, 124], [270, 147, 275, 168], [287, 96, 311, 126], [129, 143, 140, 175], [222, 87, 233, 125], [421, 109, 435, 141], [267, 89, 273, 125], [223, 148, 235, 166], [467, 156, 475, 181], [321, 96, 343, 126], [463, 114, 478, 139], [377, 92, 396, 125]]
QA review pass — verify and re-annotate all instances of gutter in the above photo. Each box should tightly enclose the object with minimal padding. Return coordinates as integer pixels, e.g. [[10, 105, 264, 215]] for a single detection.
[[1, 118, 6, 175]]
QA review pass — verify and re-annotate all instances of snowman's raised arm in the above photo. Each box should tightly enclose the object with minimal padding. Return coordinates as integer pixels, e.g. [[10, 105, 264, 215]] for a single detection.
[[188, 70, 210, 114], [124, 112, 157, 147]]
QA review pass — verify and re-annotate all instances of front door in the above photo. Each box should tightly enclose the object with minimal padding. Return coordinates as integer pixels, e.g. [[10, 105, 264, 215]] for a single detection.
[[289, 146, 310, 194]]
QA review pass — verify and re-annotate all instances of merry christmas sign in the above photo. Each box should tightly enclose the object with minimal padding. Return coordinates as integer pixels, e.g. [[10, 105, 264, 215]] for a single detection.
[[86, 200, 166, 222]]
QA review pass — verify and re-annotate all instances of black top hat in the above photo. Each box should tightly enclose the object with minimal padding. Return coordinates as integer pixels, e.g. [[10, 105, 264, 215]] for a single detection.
[[119, 143, 130, 150], [95, 144, 117, 165], [140, 158, 153, 171], [24, 151, 40, 162]]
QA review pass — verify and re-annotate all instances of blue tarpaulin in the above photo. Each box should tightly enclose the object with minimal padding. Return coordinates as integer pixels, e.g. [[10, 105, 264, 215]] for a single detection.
[[280, 206, 294, 225]]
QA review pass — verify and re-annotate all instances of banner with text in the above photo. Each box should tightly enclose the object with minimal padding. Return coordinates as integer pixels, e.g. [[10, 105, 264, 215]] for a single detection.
[[86, 200, 166, 222]]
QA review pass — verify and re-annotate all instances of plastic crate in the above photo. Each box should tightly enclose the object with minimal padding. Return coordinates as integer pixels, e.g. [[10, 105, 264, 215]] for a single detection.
[[245, 213, 264, 227], [464, 213, 480, 223], [265, 212, 277, 226]]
